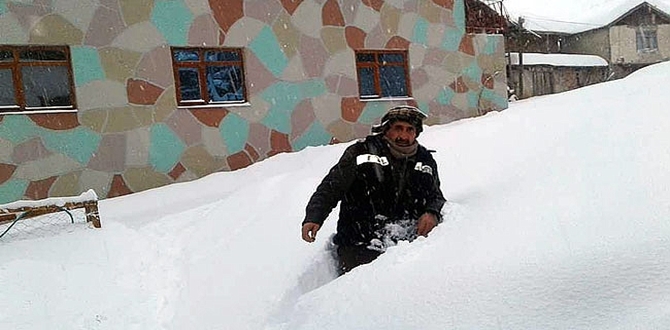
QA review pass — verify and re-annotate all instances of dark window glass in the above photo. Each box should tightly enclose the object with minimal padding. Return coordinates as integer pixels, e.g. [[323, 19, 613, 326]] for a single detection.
[[19, 49, 67, 61], [357, 67, 376, 97], [205, 51, 240, 62], [0, 69, 16, 106], [207, 65, 244, 102], [174, 50, 200, 62], [379, 53, 404, 63], [356, 53, 375, 62], [379, 66, 408, 97], [178, 68, 202, 100], [22, 66, 72, 107], [355, 50, 410, 99], [0, 50, 12, 61]]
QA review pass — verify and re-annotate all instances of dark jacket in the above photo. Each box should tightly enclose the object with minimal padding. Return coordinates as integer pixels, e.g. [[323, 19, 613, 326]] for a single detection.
[[303, 134, 446, 246]]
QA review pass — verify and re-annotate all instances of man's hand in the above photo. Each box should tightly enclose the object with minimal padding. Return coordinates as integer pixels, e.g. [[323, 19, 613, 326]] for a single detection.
[[302, 222, 321, 243], [417, 212, 438, 237]]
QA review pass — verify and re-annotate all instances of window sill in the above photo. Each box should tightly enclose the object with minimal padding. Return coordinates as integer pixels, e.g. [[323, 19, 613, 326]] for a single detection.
[[359, 97, 415, 102], [0, 108, 78, 115], [177, 102, 251, 109]]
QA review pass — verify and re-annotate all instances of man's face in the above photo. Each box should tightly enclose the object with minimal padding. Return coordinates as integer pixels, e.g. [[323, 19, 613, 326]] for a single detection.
[[385, 121, 417, 146]]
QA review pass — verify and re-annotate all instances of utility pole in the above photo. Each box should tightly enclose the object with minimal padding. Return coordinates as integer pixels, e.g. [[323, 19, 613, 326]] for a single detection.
[[518, 16, 525, 99]]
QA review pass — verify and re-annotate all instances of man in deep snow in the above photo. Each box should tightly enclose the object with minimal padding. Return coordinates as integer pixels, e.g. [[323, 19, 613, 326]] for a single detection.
[[302, 105, 446, 274]]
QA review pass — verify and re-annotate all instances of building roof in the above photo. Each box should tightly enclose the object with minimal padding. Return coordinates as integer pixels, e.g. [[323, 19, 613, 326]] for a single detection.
[[505, 0, 670, 34], [509, 53, 610, 67]]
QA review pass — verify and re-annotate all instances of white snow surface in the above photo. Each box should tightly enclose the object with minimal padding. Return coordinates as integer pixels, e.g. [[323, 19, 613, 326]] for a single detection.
[[505, 0, 670, 33], [2, 62, 670, 329], [509, 52, 609, 67]]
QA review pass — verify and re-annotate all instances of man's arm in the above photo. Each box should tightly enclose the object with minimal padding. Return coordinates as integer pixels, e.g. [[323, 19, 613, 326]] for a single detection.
[[417, 156, 447, 236], [302, 144, 359, 241]]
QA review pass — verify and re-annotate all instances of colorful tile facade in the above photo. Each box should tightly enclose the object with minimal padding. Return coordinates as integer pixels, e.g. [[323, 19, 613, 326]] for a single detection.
[[0, 0, 508, 203]]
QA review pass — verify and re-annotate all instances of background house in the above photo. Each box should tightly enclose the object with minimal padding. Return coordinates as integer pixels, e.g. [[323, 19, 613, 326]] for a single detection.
[[505, 0, 670, 97], [0, 0, 508, 204]]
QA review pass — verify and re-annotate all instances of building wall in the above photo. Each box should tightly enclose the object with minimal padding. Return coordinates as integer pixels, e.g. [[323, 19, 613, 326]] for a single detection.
[[610, 24, 670, 64], [509, 65, 609, 99], [563, 28, 611, 61], [0, 0, 508, 204]]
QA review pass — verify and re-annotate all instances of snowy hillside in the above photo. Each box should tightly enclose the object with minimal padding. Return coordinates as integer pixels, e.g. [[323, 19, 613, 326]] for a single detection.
[[1, 61, 670, 329]]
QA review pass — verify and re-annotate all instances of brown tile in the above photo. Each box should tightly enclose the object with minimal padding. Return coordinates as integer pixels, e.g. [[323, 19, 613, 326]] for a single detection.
[[0, 163, 17, 185], [363, 0, 384, 11], [345, 26, 366, 49], [127, 78, 165, 105], [168, 162, 186, 180], [25, 176, 57, 200], [385, 36, 410, 49], [450, 76, 469, 93], [459, 34, 475, 56], [227, 150, 253, 170], [209, 0, 243, 32], [189, 108, 229, 127], [280, 0, 304, 15], [270, 130, 292, 154], [341, 96, 365, 122], [482, 74, 495, 89], [245, 144, 260, 162], [322, 0, 345, 26], [28, 113, 80, 130], [432, 0, 454, 9], [107, 174, 133, 198]]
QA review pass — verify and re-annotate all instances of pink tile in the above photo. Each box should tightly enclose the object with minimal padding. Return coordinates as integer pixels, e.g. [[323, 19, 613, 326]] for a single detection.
[[299, 34, 329, 78], [84, 4, 126, 47], [165, 109, 203, 147], [12, 138, 52, 163], [189, 14, 220, 46], [136, 46, 174, 89]]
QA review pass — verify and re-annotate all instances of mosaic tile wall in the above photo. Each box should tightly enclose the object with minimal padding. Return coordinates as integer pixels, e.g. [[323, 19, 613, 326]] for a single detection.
[[0, 0, 508, 203]]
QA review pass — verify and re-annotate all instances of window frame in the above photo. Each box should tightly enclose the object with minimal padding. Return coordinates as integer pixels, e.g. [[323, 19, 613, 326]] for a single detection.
[[0, 45, 77, 113], [636, 27, 658, 53], [170, 46, 248, 108], [354, 49, 412, 100]]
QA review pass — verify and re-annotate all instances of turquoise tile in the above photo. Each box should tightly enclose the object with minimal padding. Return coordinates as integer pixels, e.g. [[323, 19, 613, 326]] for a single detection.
[[441, 28, 463, 51], [0, 115, 40, 144], [291, 121, 332, 151], [483, 35, 500, 55], [249, 26, 288, 77], [453, 0, 466, 32], [416, 101, 430, 115], [41, 127, 102, 165], [0, 1, 6, 16], [466, 91, 479, 109], [149, 123, 186, 173], [463, 62, 483, 82], [219, 113, 249, 154], [357, 103, 388, 125], [71, 46, 106, 86], [412, 17, 429, 45], [0, 179, 29, 204], [437, 88, 456, 105], [256, 79, 326, 134], [151, 0, 193, 45], [481, 88, 508, 108]]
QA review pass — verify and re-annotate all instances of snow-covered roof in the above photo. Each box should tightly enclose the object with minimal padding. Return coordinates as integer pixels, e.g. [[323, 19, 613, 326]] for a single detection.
[[509, 53, 610, 67], [505, 0, 670, 34]]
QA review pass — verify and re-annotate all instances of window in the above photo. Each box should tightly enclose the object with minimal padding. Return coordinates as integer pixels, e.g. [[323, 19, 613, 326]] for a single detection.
[[636, 28, 658, 52], [0, 45, 76, 113], [355, 50, 411, 99], [171, 47, 247, 107]]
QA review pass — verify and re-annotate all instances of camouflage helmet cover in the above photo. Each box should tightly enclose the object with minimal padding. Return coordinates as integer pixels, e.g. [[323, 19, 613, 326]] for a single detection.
[[371, 105, 428, 136]]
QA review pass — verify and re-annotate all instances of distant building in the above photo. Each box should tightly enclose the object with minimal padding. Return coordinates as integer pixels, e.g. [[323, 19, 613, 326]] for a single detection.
[[0, 0, 508, 203], [508, 0, 670, 92]]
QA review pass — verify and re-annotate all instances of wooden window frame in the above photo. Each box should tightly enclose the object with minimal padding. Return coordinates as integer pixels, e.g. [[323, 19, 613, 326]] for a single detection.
[[0, 45, 77, 113], [354, 49, 412, 100], [636, 27, 658, 53], [170, 47, 248, 107]]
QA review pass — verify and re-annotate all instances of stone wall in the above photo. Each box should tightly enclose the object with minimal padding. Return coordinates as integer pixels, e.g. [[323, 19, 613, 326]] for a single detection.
[[0, 0, 507, 203]]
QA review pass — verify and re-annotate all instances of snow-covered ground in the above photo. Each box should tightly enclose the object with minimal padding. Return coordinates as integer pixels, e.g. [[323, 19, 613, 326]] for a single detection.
[[2, 61, 670, 329]]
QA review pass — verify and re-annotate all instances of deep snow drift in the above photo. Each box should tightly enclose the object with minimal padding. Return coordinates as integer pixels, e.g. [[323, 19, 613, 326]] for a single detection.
[[2, 62, 670, 329]]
